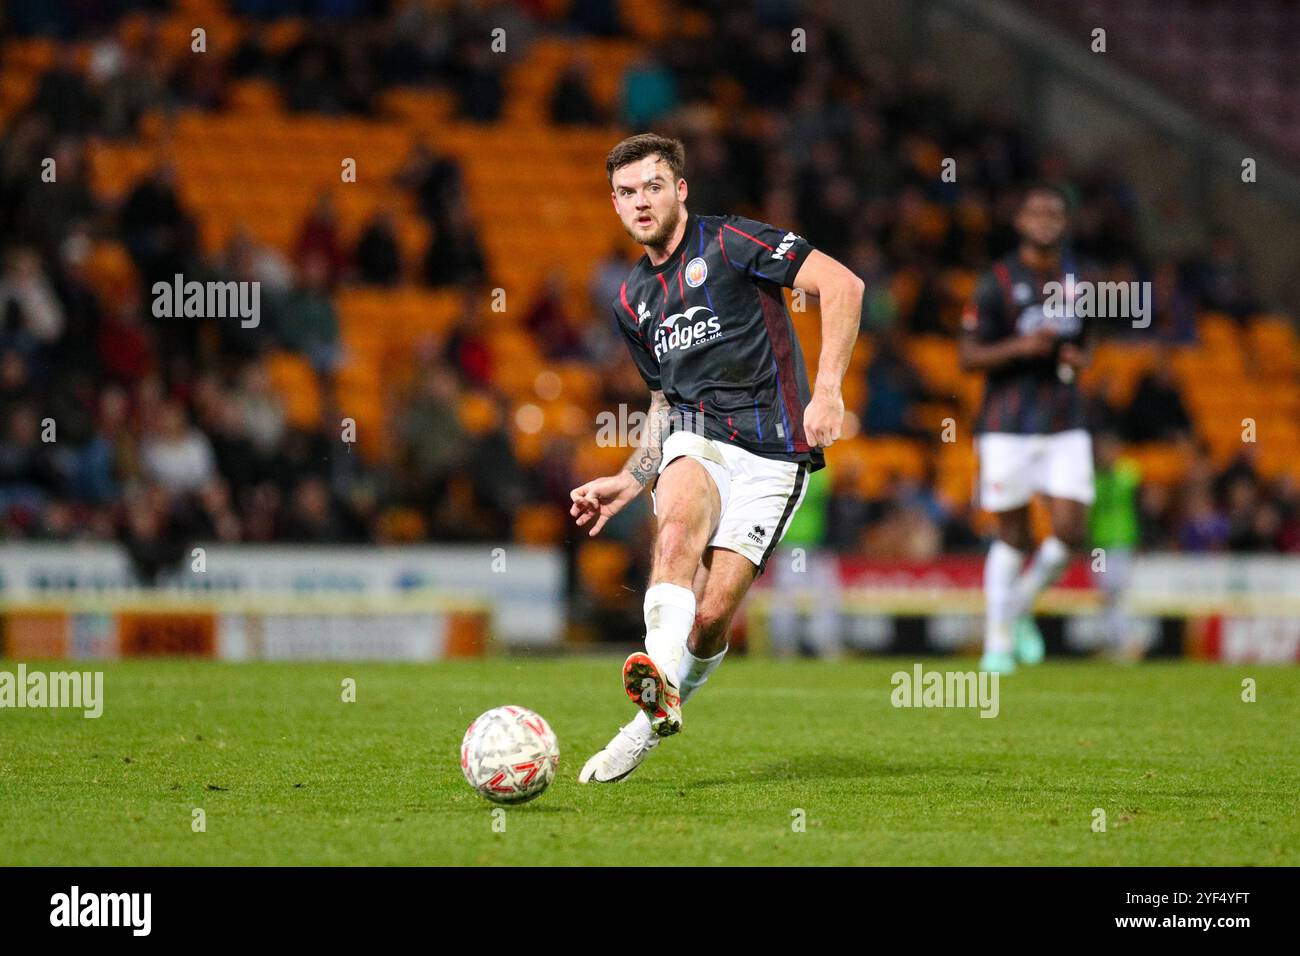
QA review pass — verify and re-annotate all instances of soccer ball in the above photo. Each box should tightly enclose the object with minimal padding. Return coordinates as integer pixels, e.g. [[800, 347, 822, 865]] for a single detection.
[[460, 705, 560, 804]]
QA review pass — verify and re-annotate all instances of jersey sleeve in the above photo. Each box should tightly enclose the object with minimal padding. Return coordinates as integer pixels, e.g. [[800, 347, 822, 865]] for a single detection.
[[718, 215, 814, 287], [612, 302, 662, 391], [961, 271, 1006, 343]]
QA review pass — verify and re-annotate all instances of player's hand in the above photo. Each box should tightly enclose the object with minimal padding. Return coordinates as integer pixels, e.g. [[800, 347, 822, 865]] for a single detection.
[[569, 473, 641, 537], [1058, 343, 1086, 370], [804, 388, 844, 449], [1016, 328, 1057, 359]]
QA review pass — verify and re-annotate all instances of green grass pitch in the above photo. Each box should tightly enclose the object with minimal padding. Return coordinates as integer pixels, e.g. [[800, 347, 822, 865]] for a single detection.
[[1, 657, 1295, 865]]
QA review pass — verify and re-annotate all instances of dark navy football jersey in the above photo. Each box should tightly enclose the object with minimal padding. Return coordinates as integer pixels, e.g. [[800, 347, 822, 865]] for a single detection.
[[612, 211, 825, 471], [963, 252, 1089, 435]]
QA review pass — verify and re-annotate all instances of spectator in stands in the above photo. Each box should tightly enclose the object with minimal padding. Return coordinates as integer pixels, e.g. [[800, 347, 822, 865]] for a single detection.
[[397, 361, 468, 504], [1177, 485, 1229, 552], [449, 38, 504, 122], [224, 227, 295, 295], [1215, 446, 1261, 502], [396, 141, 464, 228], [283, 475, 350, 543], [196, 385, 259, 498], [175, 476, 242, 544], [0, 247, 66, 351], [277, 252, 343, 380], [31, 139, 96, 254], [354, 209, 403, 286], [568, 0, 622, 36], [523, 272, 585, 360], [823, 457, 879, 552], [1194, 231, 1257, 321], [97, 290, 157, 385], [1273, 476, 1300, 552], [90, 34, 166, 139], [31, 46, 98, 136], [118, 485, 186, 584], [422, 202, 487, 288], [549, 57, 603, 126], [217, 229, 290, 358], [84, 385, 136, 496], [444, 290, 493, 387], [621, 52, 677, 128], [1150, 260, 1198, 344], [140, 399, 217, 497], [1224, 474, 1262, 552], [863, 331, 929, 437], [294, 191, 347, 288], [1123, 352, 1192, 442], [118, 163, 196, 288], [51, 230, 105, 377], [0, 350, 38, 435], [1085, 380, 1127, 436], [0, 402, 61, 516]]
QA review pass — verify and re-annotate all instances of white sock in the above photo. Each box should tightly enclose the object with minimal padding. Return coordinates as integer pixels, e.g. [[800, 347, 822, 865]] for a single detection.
[[644, 582, 695, 681], [677, 644, 727, 703], [1012, 536, 1070, 618], [984, 540, 1024, 655], [625, 711, 653, 738]]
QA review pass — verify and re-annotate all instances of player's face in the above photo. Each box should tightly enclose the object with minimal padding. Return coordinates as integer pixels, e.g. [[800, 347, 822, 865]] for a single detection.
[[610, 156, 685, 248], [1016, 192, 1067, 250]]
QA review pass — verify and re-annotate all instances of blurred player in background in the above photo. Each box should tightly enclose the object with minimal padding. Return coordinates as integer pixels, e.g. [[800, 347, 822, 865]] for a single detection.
[[959, 184, 1094, 674], [570, 134, 863, 782], [1089, 431, 1146, 660], [766, 468, 843, 659]]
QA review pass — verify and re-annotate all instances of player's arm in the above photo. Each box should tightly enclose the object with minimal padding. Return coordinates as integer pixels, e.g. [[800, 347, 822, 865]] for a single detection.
[[570, 389, 669, 537], [625, 388, 671, 487], [791, 250, 865, 447], [958, 330, 1055, 371], [957, 274, 1054, 372]]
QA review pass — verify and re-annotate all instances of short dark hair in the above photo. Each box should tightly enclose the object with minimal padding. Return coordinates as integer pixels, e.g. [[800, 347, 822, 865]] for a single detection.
[[1020, 181, 1069, 210], [606, 133, 686, 185]]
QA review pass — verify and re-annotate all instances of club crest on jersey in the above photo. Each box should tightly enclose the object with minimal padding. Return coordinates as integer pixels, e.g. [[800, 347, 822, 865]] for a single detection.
[[1015, 303, 1081, 337], [684, 257, 708, 287], [654, 305, 722, 358]]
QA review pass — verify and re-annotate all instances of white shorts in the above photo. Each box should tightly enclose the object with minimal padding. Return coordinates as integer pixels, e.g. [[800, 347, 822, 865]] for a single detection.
[[976, 429, 1095, 512], [651, 431, 808, 572]]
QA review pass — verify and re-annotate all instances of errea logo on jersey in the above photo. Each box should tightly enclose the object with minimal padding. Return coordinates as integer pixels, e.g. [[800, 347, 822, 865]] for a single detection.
[[653, 305, 722, 358], [771, 232, 799, 260]]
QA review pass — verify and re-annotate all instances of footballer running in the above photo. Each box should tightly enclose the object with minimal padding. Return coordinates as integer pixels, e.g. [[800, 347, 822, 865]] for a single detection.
[[959, 183, 1095, 675], [571, 134, 864, 783]]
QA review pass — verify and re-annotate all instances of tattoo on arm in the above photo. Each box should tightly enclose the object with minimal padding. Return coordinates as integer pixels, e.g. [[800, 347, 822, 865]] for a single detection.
[[624, 391, 670, 487]]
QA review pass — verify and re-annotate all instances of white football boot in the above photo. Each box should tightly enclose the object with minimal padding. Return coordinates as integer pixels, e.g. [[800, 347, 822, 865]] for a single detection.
[[578, 715, 661, 783], [622, 650, 683, 737]]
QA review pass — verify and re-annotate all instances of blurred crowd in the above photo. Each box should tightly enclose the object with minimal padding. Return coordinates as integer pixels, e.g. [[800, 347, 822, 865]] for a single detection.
[[1, 0, 1295, 588]]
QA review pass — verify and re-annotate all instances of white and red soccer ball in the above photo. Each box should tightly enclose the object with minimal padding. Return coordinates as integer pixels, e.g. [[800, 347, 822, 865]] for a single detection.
[[460, 706, 560, 804]]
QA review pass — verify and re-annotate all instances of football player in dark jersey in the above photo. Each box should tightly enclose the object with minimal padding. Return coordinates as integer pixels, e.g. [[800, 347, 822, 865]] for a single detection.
[[572, 134, 863, 783], [959, 184, 1094, 674]]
